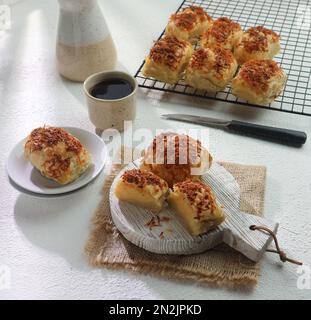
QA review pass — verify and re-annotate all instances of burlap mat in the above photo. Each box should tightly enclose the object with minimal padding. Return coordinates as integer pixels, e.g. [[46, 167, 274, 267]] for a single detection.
[[85, 159, 266, 287]]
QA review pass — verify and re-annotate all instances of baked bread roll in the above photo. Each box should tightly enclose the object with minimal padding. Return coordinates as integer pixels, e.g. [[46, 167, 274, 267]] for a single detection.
[[142, 36, 193, 84], [231, 59, 287, 104], [141, 132, 212, 187], [185, 47, 238, 92], [24, 127, 92, 184], [234, 26, 280, 65], [115, 169, 169, 213], [168, 180, 225, 236], [165, 6, 213, 44], [201, 17, 243, 51]]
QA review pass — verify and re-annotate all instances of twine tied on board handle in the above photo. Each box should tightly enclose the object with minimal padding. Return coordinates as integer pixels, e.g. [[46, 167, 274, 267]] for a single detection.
[[250, 225, 303, 266]]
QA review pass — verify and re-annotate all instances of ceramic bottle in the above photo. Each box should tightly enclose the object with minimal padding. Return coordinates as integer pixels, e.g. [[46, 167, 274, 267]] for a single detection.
[[56, 0, 117, 82]]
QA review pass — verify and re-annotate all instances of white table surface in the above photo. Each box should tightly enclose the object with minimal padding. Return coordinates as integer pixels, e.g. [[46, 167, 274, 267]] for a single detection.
[[1, 0, 311, 300]]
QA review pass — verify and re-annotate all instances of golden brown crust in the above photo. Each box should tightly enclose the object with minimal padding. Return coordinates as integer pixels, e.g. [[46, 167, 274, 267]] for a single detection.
[[145, 132, 205, 168], [213, 46, 235, 76], [25, 127, 82, 154], [116, 168, 169, 213], [189, 47, 210, 69], [231, 59, 286, 104], [142, 132, 212, 187], [42, 154, 71, 181], [121, 169, 168, 190], [173, 180, 217, 220], [171, 6, 212, 31], [238, 59, 281, 93], [24, 127, 91, 184], [241, 26, 279, 53], [185, 47, 238, 91], [149, 36, 190, 71], [202, 17, 241, 45], [171, 11, 197, 31], [142, 35, 193, 84], [165, 6, 213, 45], [190, 47, 235, 78], [187, 6, 212, 22]]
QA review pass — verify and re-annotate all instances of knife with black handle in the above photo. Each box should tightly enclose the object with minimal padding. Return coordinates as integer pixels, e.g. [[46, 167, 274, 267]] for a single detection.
[[161, 114, 307, 146], [227, 120, 307, 145]]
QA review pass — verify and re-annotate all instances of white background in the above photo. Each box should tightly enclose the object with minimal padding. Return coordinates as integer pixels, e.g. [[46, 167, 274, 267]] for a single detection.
[[0, 0, 311, 299]]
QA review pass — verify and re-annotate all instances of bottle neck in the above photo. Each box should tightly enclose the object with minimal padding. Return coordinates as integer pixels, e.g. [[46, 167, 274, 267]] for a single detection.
[[57, 0, 109, 47], [58, 0, 97, 11]]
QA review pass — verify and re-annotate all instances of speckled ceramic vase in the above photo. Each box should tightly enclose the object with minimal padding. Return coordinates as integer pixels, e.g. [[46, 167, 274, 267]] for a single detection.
[[56, 0, 117, 82]]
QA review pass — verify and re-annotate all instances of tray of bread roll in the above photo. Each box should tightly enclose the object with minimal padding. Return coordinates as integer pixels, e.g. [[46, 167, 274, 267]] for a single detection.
[[135, 0, 311, 116], [110, 132, 278, 262]]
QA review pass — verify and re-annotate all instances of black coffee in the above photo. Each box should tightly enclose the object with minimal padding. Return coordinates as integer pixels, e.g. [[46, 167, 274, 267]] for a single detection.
[[90, 78, 133, 100]]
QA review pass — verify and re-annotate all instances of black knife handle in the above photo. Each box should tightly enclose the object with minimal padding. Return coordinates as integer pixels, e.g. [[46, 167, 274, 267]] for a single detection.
[[227, 120, 307, 146]]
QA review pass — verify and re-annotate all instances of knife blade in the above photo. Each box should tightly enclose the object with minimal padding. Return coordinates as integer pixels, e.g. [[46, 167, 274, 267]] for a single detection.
[[161, 114, 307, 146]]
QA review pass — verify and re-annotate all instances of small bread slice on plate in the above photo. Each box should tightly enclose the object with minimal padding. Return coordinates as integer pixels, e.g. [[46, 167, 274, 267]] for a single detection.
[[168, 179, 225, 236], [115, 169, 169, 213]]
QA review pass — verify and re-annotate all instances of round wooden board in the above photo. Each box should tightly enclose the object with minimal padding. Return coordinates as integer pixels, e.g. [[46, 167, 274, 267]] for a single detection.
[[109, 159, 241, 255]]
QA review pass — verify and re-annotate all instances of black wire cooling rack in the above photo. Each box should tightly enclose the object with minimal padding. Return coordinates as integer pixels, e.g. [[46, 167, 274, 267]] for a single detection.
[[135, 0, 311, 116]]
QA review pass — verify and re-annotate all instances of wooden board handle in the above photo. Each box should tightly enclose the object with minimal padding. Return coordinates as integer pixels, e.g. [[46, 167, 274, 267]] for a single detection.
[[220, 210, 279, 262]]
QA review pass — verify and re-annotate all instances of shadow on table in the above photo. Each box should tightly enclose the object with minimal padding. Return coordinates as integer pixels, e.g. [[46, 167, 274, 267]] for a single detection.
[[97, 268, 256, 299], [59, 61, 130, 111], [13, 178, 102, 270], [137, 87, 267, 122]]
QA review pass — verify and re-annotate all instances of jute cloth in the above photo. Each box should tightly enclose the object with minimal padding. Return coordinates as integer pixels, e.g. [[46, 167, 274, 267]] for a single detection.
[[85, 158, 266, 287]]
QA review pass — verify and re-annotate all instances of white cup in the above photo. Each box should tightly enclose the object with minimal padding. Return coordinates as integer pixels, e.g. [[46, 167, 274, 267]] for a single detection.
[[84, 70, 137, 131]]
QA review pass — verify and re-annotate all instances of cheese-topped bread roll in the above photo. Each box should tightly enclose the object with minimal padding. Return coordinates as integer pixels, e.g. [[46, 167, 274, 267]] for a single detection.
[[234, 26, 280, 65], [115, 169, 169, 213], [24, 127, 92, 184], [185, 47, 238, 92], [142, 36, 193, 84], [168, 180, 225, 236], [141, 132, 212, 187], [201, 17, 243, 51], [165, 6, 213, 44], [231, 59, 287, 104]]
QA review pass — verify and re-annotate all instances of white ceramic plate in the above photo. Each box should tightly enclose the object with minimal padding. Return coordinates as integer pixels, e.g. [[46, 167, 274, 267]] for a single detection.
[[7, 127, 107, 195]]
